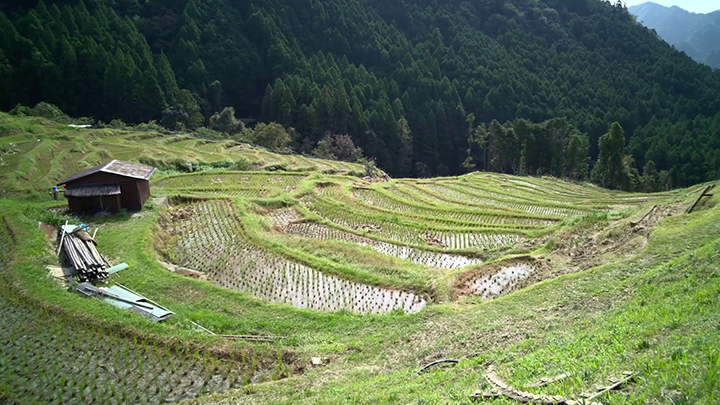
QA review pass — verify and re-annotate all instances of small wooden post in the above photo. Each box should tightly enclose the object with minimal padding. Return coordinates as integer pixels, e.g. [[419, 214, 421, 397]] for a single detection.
[[687, 185, 715, 214]]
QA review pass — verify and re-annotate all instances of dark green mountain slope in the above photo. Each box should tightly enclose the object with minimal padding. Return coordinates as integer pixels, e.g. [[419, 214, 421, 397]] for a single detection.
[[629, 2, 720, 69], [1, 0, 719, 187]]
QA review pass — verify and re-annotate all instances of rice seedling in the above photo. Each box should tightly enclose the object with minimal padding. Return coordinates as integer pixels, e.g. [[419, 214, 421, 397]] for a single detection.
[[0, 298, 256, 405], [419, 183, 590, 217], [300, 194, 525, 250], [352, 188, 559, 229], [282, 221, 484, 269], [154, 172, 308, 191], [161, 200, 427, 313]]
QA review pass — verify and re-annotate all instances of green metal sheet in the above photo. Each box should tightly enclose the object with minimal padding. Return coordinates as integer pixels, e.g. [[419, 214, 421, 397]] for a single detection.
[[103, 284, 173, 322]]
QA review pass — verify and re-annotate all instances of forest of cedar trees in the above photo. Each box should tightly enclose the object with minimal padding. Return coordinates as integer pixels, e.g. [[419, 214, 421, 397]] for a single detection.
[[1, 0, 718, 190]]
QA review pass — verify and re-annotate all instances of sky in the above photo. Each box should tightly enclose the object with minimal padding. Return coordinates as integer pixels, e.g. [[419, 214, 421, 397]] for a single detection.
[[623, 0, 720, 13]]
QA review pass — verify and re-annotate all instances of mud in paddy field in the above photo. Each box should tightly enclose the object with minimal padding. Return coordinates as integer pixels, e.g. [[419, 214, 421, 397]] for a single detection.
[[552, 203, 682, 272], [156, 200, 427, 314], [453, 203, 683, 301], [268, 207, 484, 270], [453, 257, 553, 300]]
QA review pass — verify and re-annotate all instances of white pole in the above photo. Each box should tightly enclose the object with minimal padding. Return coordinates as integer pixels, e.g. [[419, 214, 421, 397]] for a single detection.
[[56, 220, 69, 256]]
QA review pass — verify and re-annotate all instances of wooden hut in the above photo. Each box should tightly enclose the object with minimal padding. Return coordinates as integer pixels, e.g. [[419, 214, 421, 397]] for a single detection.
[[57, 160, 156, 215]]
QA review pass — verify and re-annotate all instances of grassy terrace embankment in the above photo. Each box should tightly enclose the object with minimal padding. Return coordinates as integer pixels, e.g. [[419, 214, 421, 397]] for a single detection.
[[0, 112, 718, 404]]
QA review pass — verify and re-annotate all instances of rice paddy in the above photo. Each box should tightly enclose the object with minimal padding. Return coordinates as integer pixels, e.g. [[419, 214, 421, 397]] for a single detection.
[[0, 298, 256, 404], [150, 153, 676, 310], [454, 258, 551, 301], [159, 200, 426, 314]]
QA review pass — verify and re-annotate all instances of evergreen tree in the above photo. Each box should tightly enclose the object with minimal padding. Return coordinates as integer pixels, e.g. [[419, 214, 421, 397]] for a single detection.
[[208, 80, 223, 114], [514, 118, 532, 175], [463, 113, 477, 173], [174, 89, 204, 129], [642, 160, 659, 192], [396, 117, 413, 177], [156, 52, 179, 105], [138, 69, 166, 123], [474, 124, 490, 172], [591, 122, 630, 190], [0, 50, 10, 103], [423, 110, 439, 175], [566, 132, 590, 180], [103, 48, 136, 122]]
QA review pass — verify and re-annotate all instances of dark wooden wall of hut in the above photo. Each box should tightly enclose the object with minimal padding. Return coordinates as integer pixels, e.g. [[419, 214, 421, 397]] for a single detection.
[[63, 173, 151, 213], [137, 180, 151, 207], [67, 194, 121, 214]]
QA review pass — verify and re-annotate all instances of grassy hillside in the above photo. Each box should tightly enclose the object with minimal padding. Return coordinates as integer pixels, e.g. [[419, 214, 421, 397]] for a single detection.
[[0, 114, 718, 404], [0, 113, 367, 194]]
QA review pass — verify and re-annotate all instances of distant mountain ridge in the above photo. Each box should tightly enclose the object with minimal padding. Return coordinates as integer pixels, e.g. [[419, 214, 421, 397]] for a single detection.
[[629, 2, 720, 68]]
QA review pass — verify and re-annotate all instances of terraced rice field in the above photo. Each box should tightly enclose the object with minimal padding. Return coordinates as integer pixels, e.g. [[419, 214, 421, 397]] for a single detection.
[[352, 188, 558, 228], [415, 183, 590, 217], [270, 208, 483, 269], [150, 163, 665, 309], [456, 259, 551, 301], [477, 173, 675, 206], [154, 173, 308, 198], [1, 113, 714, 405], [1, 113, 666, 317], [0, 299, 258, 405], [0, 115, 365, 192], [154, 172, 308, 190], [300, 194, 523, 250], [161, 200, 426, 314], [0, 213, 261, 405]]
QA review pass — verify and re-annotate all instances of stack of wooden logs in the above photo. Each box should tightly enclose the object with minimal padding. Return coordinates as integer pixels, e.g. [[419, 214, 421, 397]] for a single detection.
[[59, 226, 109, 282]]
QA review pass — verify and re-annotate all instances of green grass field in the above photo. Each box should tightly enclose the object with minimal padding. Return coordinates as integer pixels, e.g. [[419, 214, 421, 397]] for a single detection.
[[0, 112, 718, 404]]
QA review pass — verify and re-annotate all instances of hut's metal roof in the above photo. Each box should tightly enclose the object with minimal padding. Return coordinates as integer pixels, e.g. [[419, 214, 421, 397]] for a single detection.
[[57, 160, 156, 185], [65, 184, 121, 197]]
